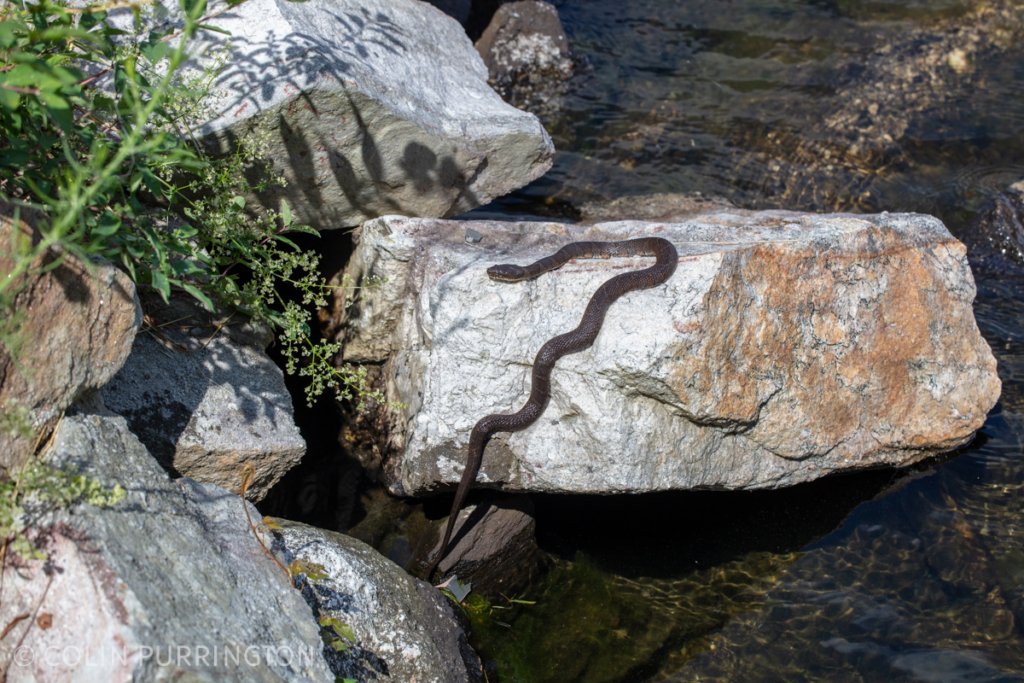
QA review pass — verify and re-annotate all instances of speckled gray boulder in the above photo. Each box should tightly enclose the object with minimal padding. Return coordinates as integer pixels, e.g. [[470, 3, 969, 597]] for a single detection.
[[101, 312, 304, 503], [124, 0, 553, 230], [272, 519, 484, 682], [475, 1, 573, 111], [0, 412, 333, 682]]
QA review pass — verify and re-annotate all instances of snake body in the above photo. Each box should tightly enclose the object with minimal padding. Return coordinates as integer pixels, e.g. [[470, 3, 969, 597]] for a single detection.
[[426, 237, 678, 579]]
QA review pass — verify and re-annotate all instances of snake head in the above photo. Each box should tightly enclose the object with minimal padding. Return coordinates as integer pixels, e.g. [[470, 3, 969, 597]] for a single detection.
[[487, 263, 528, 282]]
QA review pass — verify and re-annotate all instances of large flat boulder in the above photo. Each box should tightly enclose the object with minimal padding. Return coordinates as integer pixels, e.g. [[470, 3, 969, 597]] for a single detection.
[[338, 212, 1000, 495], [140, 0, 553, 230], [0, 206, 141, 475], [0, 412, 333, 682]]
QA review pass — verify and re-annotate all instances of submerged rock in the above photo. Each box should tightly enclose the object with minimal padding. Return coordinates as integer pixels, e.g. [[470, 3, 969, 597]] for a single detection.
[[967, 179, 1024, 266], [271, 519, 484, 682], [0, 204, 141, 475], [0, 412, 333, 682], [337, 212, 999, 496], [667, 413, 1024, 681], [121, 0, 553, 230], [101, 298, 304, 502], [426, 494, 543, 597]]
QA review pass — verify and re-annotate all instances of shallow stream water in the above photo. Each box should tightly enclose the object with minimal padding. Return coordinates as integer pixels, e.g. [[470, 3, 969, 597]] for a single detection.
[[467, 1, 1024, 680]]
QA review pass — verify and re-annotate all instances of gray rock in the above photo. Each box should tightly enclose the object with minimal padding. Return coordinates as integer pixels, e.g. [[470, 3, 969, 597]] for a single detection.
[[272, 519, 484, 683], [0, 412, 333, 682], [579, 192, 736, 224], [0, 204, 141, 475], [475, 1, 573, 113], [337, 212, 1000, 496], [428, 495, 543, 597], [124, 0, 553, 230], [967, 179, 1024, 266], [101, 301, 304, 502]]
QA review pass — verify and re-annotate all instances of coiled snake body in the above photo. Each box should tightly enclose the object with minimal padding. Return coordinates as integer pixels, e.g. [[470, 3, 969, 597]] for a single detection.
[[426, 237, 678, 579]]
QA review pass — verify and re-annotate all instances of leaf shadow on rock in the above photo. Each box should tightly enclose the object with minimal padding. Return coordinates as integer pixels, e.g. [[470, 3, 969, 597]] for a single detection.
[[191, 4, 482, 224], [101, 299, 295, 485], [200, 5, 409, 126]]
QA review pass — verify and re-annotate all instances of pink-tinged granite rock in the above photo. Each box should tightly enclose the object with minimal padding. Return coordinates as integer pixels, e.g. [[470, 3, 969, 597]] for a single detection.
[[0, 413, 334, 682], [336, 211, 1000, 495], [0, 205, 141, 474]]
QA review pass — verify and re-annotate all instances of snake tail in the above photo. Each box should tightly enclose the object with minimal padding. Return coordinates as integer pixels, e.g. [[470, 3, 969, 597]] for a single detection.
[[426, 237, 677, 580]]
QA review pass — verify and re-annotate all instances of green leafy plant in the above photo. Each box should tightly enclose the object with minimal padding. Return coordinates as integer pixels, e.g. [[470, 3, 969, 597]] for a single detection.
[[0, 0, 208, 299], [0, 402, 32, 441], [0, 0, 385, 415], [0, 11, 393, 676], [318, 615, 356, 654], [0, 0, 388, 635]]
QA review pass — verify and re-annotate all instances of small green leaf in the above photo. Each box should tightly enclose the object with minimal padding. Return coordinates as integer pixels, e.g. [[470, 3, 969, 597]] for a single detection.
[[272, 234, 300, 250], [139, 166, 165, 196], [181, 283, 215, 311], [140, 39, 171, 64], [92, 213, 121, 237], [3, 64, 38, 88], [151, 270, 171, 301], [41, 92, 73, 132], [0, 21, 18, 49], [318, 616, 356, 642], [173, 223, 199, 240], [284, 223, 320, 237], [294, 559, 330, 582], [196, 22, 232, 35], [0, 86, 20, 110], [279, 198, 293, 227], [169, 258, 202, 276], [335, 622, 355, 641], [92, 93, 117, 115], [78, 10, 108, 31]]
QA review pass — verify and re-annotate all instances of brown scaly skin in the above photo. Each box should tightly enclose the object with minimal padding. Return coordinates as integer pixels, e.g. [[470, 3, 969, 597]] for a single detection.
[[425, 237, 678, 580]]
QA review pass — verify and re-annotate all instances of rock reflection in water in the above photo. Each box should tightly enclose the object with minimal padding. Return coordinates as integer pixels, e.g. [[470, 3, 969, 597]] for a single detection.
[[475, 413, 1023, 682], [471, 551, 795, 682], [670, 413, 1024, 681], [469, 470, 900, 680]]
